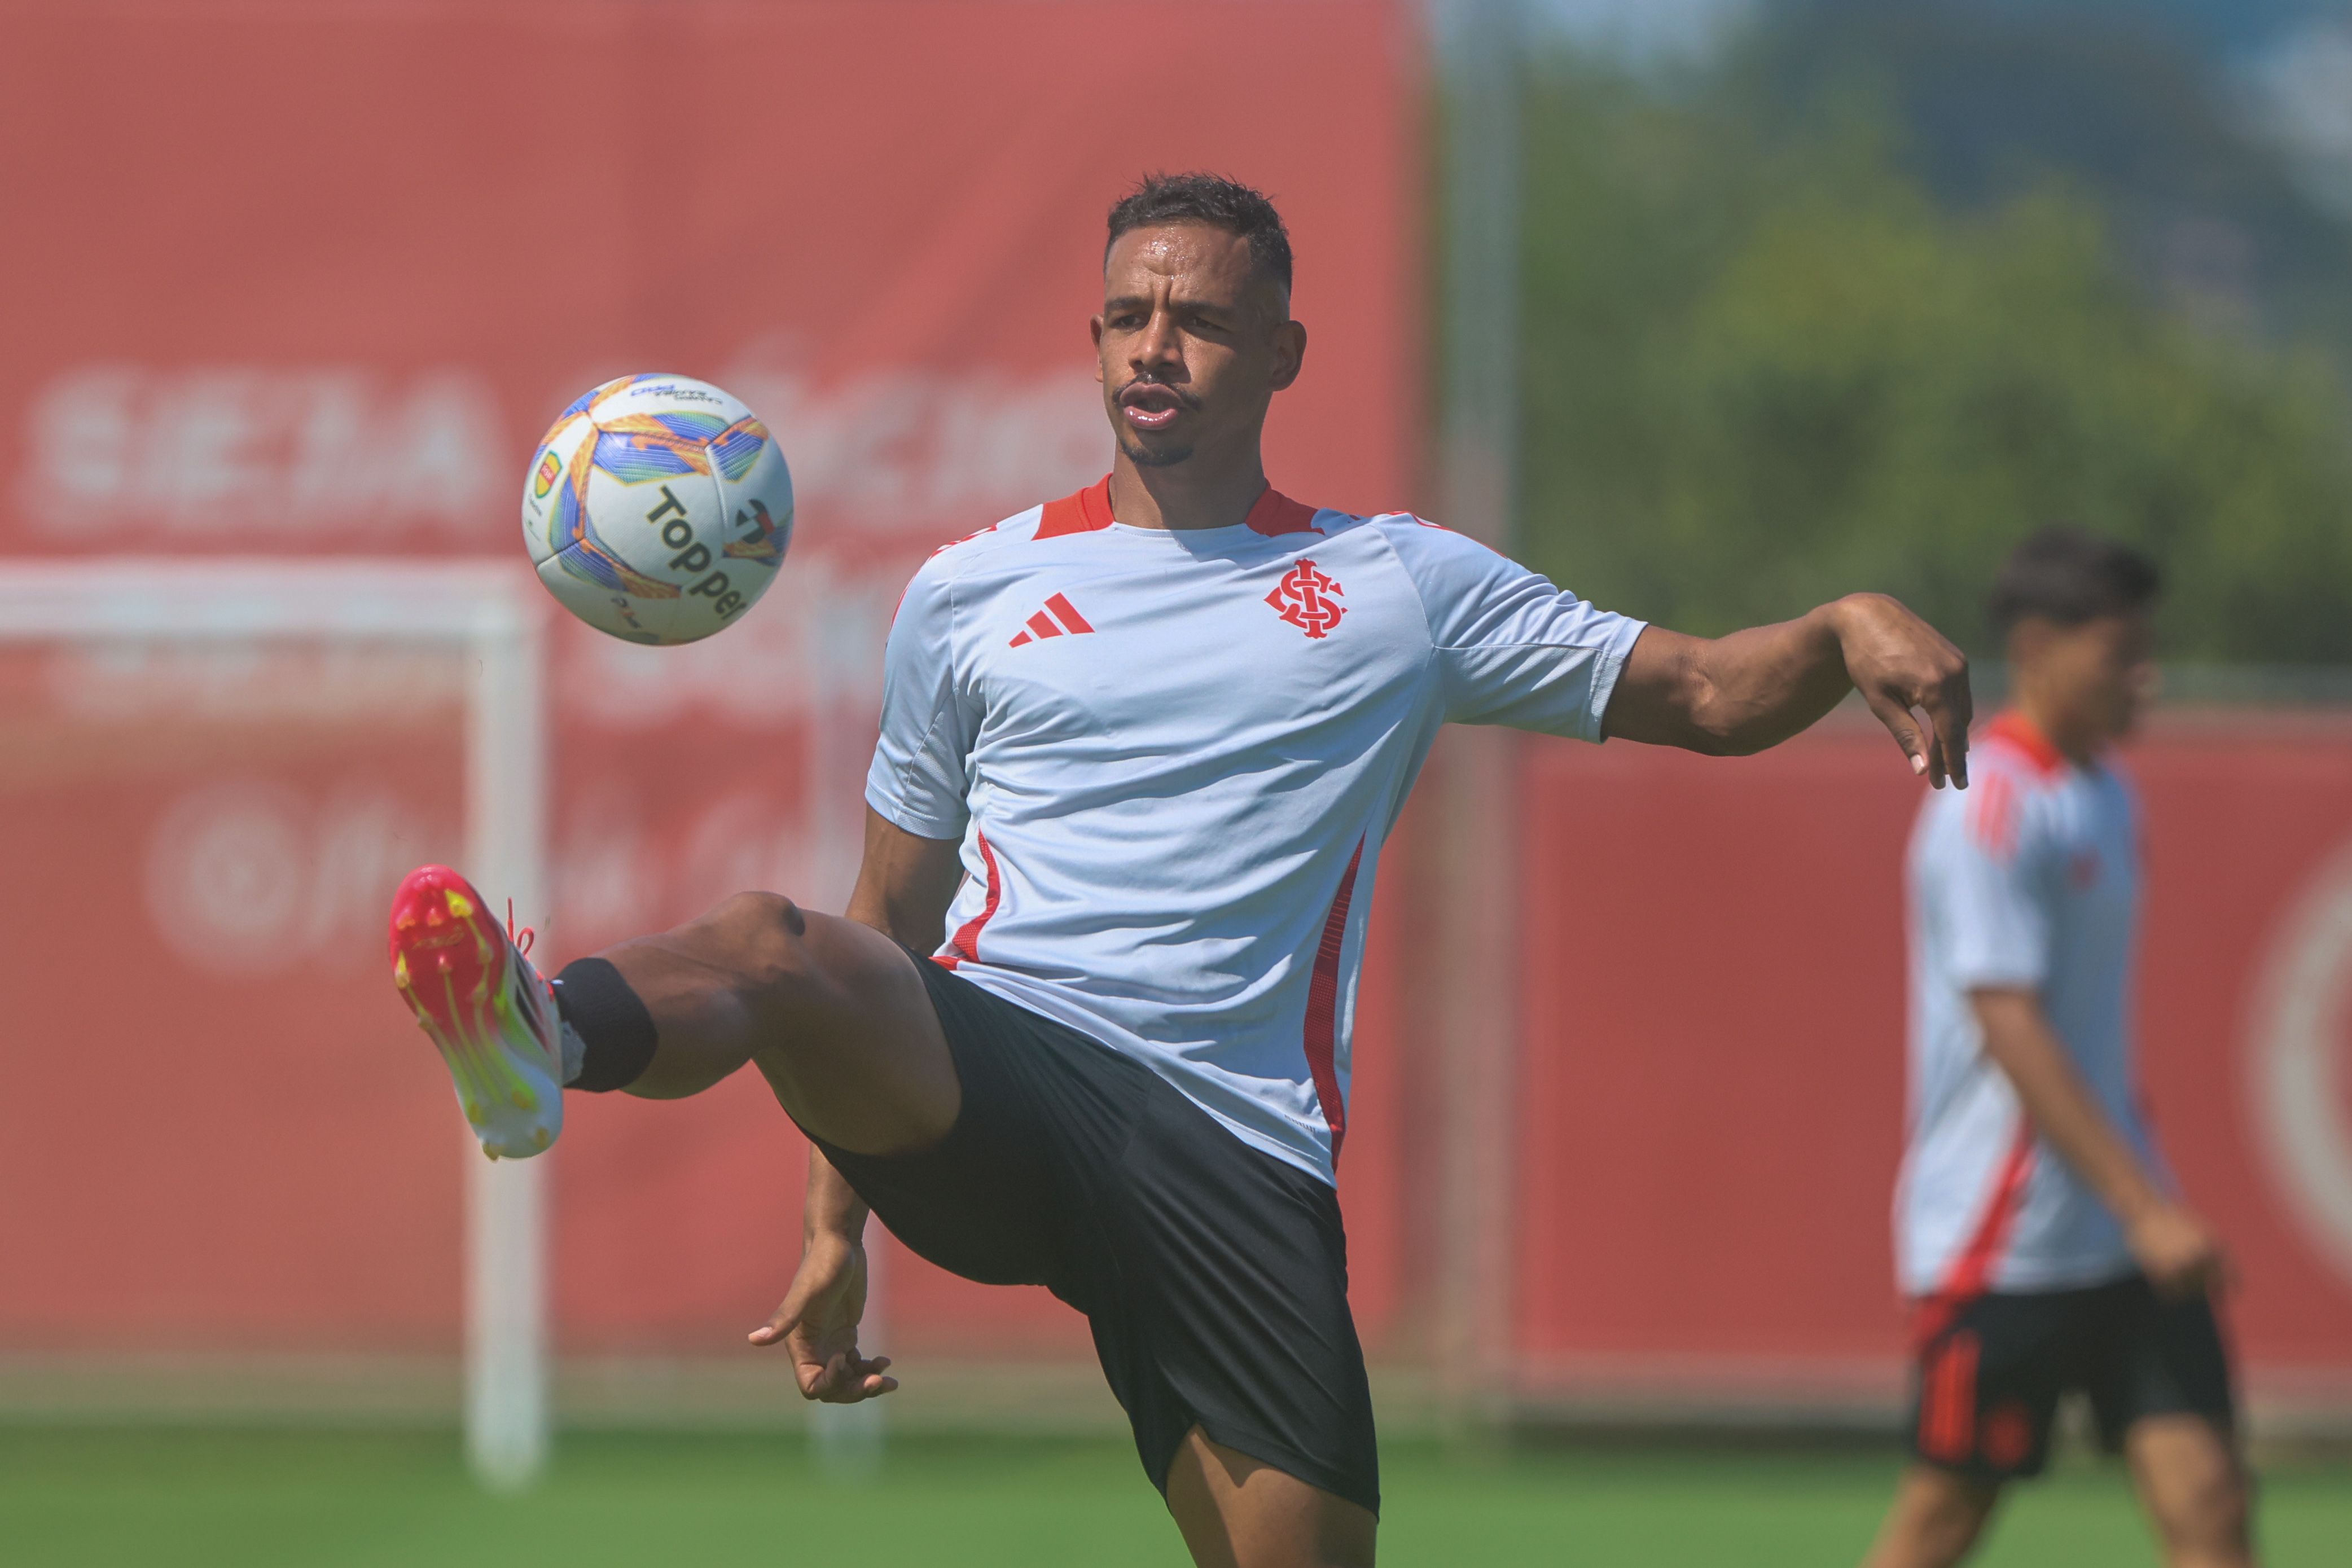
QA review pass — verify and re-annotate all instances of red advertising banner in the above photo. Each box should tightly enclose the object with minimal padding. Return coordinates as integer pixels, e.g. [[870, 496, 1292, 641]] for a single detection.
[[6, 2, 2342, 1421], [0, 1, 1423, 1364], [1514, 718, 2352, 1407]]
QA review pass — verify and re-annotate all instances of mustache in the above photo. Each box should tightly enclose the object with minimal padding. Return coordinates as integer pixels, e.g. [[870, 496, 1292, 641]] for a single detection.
[[1116, 377, 1202, 410]]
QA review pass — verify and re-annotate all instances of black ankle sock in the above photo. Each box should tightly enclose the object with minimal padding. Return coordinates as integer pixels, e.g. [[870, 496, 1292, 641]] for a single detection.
[[552, 957, 657, 1093]]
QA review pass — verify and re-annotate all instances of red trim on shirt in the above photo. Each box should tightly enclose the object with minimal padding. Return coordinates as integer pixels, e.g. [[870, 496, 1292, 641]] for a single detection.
[[1302, 840, 1364, 1160], [1984, 711, 2066, 780], [1034, 477, 1318, 538], [1025, 609, 1064, 640], [1915, 1120, 2038, 1345], [1035, 477, 1115, 539], [1967, 771, 2021, 860], [1045, 592, 1094, 634], [937, 832, 1003, 970], [1244, 487, 1322, 537]]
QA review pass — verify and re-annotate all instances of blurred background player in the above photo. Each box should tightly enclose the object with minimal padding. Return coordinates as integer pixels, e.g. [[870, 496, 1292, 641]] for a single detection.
[[1863, 530, 2252, 1568]]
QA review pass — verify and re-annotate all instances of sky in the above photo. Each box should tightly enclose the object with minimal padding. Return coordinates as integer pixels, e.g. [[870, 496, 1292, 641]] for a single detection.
[[1505, 0, 2352, 216], [1522, 0, 1755, 65], [1516, 0, 2352, 67]]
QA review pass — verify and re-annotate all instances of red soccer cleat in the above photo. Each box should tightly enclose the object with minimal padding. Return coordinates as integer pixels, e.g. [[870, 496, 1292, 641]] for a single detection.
[[388, 865, 563, 1159]]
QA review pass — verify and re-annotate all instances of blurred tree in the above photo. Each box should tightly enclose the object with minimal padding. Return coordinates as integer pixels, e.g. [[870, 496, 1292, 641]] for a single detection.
[[1516, 63, 2352, 662]]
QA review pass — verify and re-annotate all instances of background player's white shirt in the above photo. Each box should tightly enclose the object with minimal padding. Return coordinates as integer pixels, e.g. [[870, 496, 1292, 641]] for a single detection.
[[1898, 713, 2160, 1295], [866, 478, 1644, 1183]]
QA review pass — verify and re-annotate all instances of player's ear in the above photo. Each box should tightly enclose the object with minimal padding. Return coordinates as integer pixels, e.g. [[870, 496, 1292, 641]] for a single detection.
[[1269, 318, 1306, 392], [1090, 313, 1107, 384]]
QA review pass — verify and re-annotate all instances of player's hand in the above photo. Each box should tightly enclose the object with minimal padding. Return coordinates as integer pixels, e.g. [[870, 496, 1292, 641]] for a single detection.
[[749, 1231, 899, 1402], [2129, 1202, 2228, 1299], [1830, 593, 1972, 789]]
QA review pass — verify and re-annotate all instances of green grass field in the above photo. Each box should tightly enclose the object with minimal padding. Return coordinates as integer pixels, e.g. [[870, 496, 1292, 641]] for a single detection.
[[5, 1427, 2346, 1566]]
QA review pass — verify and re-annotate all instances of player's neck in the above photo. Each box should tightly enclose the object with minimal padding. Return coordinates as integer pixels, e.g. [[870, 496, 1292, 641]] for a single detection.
[[1107, 447, 1271, 532], [2008, 691, 2104, 768]]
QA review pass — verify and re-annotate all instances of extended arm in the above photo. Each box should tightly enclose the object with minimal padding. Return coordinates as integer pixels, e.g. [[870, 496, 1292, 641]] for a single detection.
[[1972, 988, 2223, 1297], [750, 807, 966, 1398], [1604, 594, 1973, 787]]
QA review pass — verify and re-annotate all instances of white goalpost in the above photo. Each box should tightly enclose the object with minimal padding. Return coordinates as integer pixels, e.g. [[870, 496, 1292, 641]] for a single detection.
[[0, 558, 552, 1490]]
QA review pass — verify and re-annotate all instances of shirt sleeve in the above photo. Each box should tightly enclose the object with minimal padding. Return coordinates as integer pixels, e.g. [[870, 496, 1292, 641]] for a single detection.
[[1939, 771, 2054, 991], [863, 562, 976, 840], [1379, 516, 1647, 740]]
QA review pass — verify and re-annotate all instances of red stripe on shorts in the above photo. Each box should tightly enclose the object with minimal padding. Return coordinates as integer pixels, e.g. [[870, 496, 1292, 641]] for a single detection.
[[1920, 1329, 1981, 1465]]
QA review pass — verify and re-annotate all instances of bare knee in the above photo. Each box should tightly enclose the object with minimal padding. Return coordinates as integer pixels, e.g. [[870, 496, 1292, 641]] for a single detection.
[[665, 892, 956, 1152], [601, 889, 947, 1119], [705, 888, 806, 948], [2151, 1457, 2253, 1564], [1907, 1494, 1994, 1568], [2154, 1495, 2248, 1561], [1866, 1467, 1998, 1568], [604, 892, 823, 1100], [2130, 1417, 2253, 1567], [694, 891, 818, 995]]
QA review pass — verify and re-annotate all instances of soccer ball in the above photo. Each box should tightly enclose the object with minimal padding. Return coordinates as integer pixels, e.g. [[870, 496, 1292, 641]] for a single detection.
[[521, 374, 793, 645]]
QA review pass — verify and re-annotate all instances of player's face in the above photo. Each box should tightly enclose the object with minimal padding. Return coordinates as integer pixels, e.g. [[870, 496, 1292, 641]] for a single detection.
[[2030, 610, 2157, 745], [1092, 224, 1305, 469]]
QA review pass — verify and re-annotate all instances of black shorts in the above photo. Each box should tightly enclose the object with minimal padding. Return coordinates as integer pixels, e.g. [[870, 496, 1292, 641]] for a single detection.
[[1908, 1275, 2236, 1481], [811, 954, 1379, 1516]]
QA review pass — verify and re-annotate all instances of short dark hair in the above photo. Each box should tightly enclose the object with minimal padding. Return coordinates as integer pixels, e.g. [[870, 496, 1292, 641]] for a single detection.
[[1106, 172, 1293, 293], [1988, 528, 2162, 633]]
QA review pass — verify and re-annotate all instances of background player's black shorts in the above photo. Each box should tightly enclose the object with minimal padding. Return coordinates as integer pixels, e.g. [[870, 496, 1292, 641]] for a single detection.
[[810, 954, 1380, 1516], [1907, 1274, 2236, 1481]]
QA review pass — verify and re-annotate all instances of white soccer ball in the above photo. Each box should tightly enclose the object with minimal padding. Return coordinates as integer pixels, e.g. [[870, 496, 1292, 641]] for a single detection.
[[521, 374, 793, 645]]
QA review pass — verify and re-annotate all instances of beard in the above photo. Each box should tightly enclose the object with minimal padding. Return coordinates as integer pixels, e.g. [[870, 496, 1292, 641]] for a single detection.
[[1117, 430, 1195, 468]]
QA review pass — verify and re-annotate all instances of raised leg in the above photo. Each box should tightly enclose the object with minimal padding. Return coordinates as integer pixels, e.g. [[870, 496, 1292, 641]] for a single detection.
[[2126, 1415, 2256, 1568], [588, 890, 959, 1157], [1859, 1465, 2001, 1568], [1163, 1429, 1376, 1568]]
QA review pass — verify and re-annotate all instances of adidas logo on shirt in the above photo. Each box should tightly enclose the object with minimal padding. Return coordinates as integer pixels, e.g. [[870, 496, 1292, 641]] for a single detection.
[[1008, 592, 1095, 647]]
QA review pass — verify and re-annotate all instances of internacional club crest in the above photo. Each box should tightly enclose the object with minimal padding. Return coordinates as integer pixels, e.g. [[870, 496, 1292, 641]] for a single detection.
[[1267, 560, 1346, 639]]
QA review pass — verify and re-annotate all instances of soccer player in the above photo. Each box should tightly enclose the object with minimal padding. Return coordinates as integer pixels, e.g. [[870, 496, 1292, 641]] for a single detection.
[[1862, 532, 2252, 1568], [392, 173, 1969, 1567]]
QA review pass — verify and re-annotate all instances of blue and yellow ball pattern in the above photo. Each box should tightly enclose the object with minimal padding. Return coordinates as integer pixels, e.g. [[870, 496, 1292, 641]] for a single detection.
[[520, 374, 793, 645]]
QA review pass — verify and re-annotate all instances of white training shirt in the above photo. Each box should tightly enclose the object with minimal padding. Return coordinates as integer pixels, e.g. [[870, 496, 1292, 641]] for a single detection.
[[866, 477, 1645, 1183], [1897, 713, 2158, 1296]]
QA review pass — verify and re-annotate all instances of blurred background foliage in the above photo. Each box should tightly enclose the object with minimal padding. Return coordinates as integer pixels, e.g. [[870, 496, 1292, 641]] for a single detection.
[[1513, 0, 2352, 662]]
